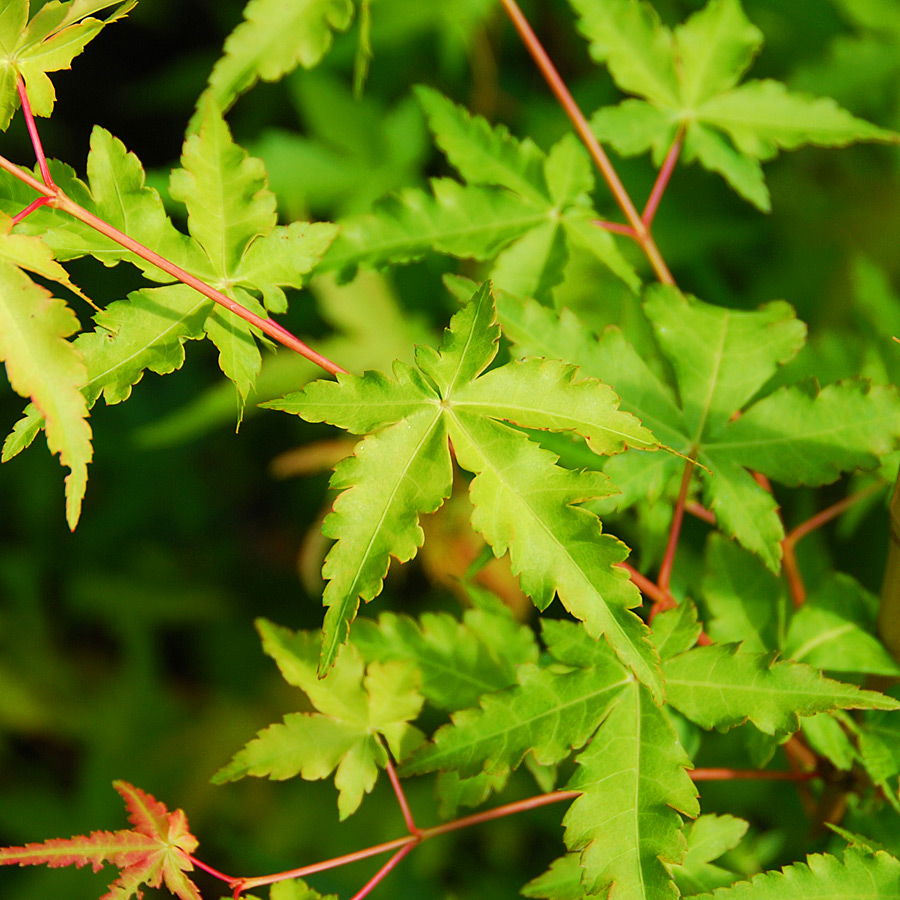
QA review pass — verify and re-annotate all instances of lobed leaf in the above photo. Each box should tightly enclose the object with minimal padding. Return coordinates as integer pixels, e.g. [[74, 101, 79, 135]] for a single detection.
[[0, 781, 201, 900], [569, 0, 898, 209], [271, 284, 663, 689], [214, 620, 425, 819], [0, 0, 136, 130]]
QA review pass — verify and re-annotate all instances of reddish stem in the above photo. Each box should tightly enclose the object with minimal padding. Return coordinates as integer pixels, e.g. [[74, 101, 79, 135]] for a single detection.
[[0, 150, 347, 376], [384, 755, 419, 835], [782, 483, 882, 608], [10, 195, 51, 225], [691, 768, 818, 782], [642, 127, 684, 226], [499, 0, 675, 286], [16, 79, 53, 187], [656, 458, 696, 597], [686, 501, 716, 525], [620, 562, 670, 609], [348, 843, 418, 900], [594, 219, 638, 237]]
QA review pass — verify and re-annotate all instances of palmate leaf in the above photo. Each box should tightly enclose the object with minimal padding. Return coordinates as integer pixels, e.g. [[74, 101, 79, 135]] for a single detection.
[[663, 643, 900, 738], [320, 89, 638, 301], [265, 283, 662, 695], [0, 781, 201, 900], [569, 0, 898, 210], [0, 0, 135, 130], [401, 620, 631, 784], [213, 619, 425, 820], [562, 680, 700, 900], [2, 102, 338, 463], [497, 287, 900, 569], [198, 0, 354, 118], [693, 847, 900, 899]]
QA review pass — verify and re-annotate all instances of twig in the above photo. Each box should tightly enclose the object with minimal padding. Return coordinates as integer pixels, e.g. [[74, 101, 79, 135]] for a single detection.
[[348, 844, 417, 900]]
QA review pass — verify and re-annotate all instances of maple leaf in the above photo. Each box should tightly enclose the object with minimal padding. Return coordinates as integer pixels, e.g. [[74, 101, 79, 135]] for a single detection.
[[0, 780, 202, 900], [663, 643, 900, 739], [319, 87, 638, 302], [567, 0, 899, 210], [0, 0, 136, 130], [497, 287, 900, 569], [562, 680, 700, 900], [213, 618, 426, 820], [263, 282, 663, 697], [1, 102, 337, 463]]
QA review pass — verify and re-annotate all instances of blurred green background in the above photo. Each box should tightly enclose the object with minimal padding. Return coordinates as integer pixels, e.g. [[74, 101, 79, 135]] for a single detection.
[[1, 1, 899, 897]]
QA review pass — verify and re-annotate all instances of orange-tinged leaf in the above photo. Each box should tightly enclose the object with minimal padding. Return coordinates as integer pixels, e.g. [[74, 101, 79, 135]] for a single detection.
[[0, 781, 202, 900]]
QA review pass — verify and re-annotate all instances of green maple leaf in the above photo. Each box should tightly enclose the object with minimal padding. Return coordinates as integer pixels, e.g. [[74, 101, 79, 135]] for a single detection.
[[264, 283, 662, 696], [0, 223, 91, 528], [0, 0, 135, 130], [213, 619, 425, 820], [401, 620, 632, 784], [0, 781, 202, 900], [497, 287, 900, 569], [2, 102, 337, 462], [692, 847, 900, 899], [664, 643, 900, 739], [568, 0, 898, 210], [352, 605, 539, 712], [562, 680, 700, 900], [319, 87, 638, 301], [198, 0, 354, 118]]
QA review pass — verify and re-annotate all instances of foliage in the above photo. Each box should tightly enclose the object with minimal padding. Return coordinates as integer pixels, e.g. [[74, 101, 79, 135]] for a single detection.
[[1, 0, 900, 900]]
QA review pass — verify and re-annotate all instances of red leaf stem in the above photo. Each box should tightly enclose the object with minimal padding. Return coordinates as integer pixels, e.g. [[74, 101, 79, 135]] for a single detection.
[[348, 843, 417, 900], [656, 457, 696, 599], [10, 195, 51, 225], [16, 79, 53, 188], [593, 219, 637, 237], [642, 126, 684, 226], [384, 755, 419, 836], [499, 0, 675, 286]]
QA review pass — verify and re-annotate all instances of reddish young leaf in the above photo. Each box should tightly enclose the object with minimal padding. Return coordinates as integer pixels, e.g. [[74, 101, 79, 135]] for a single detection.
[[0, 781, 201, 900]]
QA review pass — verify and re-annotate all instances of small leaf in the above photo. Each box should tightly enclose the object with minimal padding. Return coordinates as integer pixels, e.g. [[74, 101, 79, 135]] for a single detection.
[[0, 781, 201, 900], [214, 620, 424, 820]]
